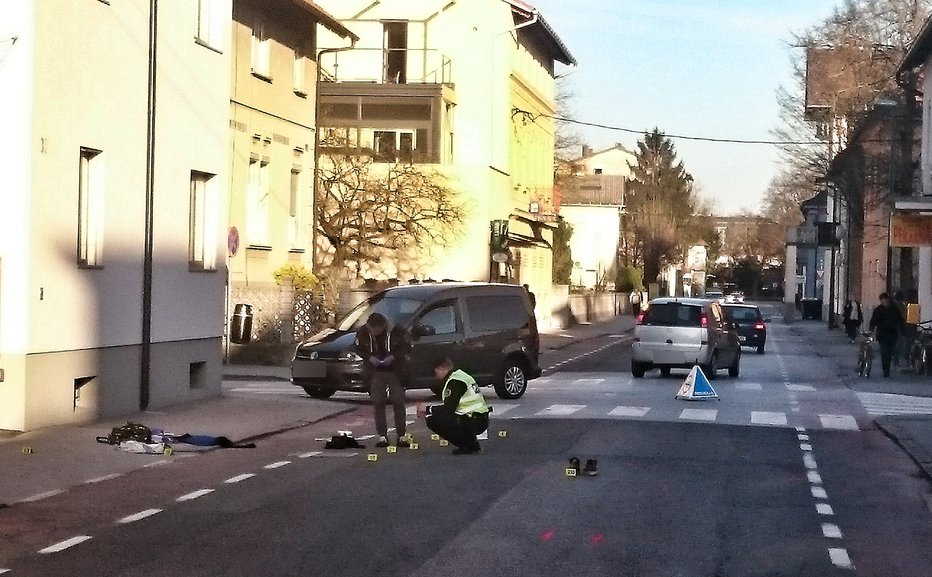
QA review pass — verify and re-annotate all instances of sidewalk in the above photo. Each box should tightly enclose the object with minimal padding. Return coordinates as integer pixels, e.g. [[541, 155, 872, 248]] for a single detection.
[[1, 314, 637, 506], [785, 319, 932, 480]]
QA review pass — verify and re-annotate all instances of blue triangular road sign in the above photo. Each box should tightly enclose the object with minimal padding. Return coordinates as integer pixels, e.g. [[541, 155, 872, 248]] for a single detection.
[[675, 365, 719, 400]]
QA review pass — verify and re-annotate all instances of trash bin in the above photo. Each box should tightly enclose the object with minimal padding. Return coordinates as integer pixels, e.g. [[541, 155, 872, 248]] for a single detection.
[[801, 298, 822, 320], [230, 303, 253, 344]]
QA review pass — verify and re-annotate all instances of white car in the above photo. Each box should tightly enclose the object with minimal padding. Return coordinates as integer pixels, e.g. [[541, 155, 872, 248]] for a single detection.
[[725, 292, 745, 304], [704, 290, 725, 303]]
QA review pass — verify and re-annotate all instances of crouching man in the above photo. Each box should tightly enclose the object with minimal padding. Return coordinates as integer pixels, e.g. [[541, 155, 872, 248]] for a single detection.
[[422, 357, 490, 455]]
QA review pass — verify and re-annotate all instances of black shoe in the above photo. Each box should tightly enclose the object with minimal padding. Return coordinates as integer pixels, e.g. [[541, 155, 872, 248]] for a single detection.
[[568, 457, 580, 474], [375, 436, 390, 448], [396, 437, 410, 448], [582, 459, 599, 476]]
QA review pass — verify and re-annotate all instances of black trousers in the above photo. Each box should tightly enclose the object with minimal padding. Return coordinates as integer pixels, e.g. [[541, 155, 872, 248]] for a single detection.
[[878, 339, 896, 377], [426, 411, 489, 450]]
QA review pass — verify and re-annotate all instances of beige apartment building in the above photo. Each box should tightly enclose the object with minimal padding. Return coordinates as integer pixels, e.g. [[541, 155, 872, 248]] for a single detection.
[[227, 0, 354, 340], [0, 1, 232, 431], [313, 0, 574, 313]]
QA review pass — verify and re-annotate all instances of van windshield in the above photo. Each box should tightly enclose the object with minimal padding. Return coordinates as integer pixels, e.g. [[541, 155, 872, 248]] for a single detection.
[[641, 303, 703, 327], [337, 295, 424, 331]]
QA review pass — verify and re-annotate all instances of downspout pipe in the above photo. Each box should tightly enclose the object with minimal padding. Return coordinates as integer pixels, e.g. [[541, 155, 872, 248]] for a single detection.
[[141, 0, 158, 410], [312, 37, 357, 275]]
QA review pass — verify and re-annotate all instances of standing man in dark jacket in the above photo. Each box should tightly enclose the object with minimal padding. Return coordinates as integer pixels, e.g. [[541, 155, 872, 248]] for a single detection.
[[355, 313, 411, 447], [869, 292, 905, 378]]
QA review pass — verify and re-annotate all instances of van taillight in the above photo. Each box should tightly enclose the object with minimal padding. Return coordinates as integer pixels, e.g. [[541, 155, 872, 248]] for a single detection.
[[700, 313, 708, 327]]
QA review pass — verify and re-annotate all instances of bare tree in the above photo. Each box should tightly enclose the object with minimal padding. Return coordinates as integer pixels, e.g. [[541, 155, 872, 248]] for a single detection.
[[315, 154, 466, 279]]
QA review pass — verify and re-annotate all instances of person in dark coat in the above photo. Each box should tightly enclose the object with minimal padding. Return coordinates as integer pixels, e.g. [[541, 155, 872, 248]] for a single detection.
[[842, 300, 863, 343], [869, 292, 905, 378], [355, 312, 411, 447]]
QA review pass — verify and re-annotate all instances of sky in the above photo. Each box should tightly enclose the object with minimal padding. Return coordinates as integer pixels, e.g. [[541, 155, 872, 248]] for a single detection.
[[529, 0, 841, 215]]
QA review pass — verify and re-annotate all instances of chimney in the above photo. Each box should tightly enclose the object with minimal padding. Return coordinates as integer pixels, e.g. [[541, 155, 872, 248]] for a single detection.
[[581, 144, 592, 158]]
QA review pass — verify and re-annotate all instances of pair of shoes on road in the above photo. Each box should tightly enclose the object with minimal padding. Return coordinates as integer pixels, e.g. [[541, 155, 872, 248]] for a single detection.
[[452, 444, 482, 455], [569, 457, 598, 476], [396, 436, 411, 448], [375, 436, 390, 448]]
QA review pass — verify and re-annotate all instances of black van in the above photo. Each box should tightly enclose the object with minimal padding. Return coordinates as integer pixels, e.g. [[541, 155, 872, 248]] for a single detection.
[[291, 283, 541, 400]]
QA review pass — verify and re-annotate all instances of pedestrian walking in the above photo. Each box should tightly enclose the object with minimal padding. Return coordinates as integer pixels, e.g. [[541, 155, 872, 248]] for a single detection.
[[842, 300, 863, 343], [869, 292, 905, 378], [629, 289, 642, 316], [355, 312, 411, 447], [420, 357, 489, 455], [522, 284, 536, 309]]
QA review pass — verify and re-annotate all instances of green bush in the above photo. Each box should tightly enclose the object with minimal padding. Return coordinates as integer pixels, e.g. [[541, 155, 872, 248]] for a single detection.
[[615, 266, 643, 293]]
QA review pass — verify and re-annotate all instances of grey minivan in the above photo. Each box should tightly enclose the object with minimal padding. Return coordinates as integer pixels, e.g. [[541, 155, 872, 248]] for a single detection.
[[630, 297, 741, 378], [291, 283, 541, 400]]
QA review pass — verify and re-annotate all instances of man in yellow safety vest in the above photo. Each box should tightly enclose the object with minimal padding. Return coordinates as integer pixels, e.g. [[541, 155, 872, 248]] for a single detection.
[[422, 357, 490, 455]]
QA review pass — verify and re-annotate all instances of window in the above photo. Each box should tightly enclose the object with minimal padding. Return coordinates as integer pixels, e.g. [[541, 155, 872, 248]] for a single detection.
[[247, 159, 270, 245], [465, 296, 529, 332], [641, 303, 703, 327], [293, 47, 308, 96], [373, 130, 416, 163], [416, 302, 458, 335], [196, 0, 225, 51], [189, 171, 219, 270], [251, 20, 271, 79], [289, 168, 301, 247], [77, 147, 104, 267]]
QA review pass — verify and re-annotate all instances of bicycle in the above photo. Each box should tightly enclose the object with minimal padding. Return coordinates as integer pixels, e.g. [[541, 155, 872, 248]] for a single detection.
[[907, 320, 932, 375], [856, 332, 874, 378]]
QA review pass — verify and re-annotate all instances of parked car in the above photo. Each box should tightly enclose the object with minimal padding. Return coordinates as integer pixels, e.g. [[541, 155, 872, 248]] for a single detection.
[[631, 297, 741, 379], [291, 283, 541, 400], [704, 290, 725, 303], [722, 303, 768, 354], [725, 291, 745, 304]]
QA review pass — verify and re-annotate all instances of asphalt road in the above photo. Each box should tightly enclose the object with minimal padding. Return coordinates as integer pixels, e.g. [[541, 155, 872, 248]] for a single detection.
[[3, 303, 932, 576]]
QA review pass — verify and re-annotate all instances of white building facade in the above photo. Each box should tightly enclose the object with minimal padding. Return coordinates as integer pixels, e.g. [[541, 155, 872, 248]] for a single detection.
[[0, 0, 231, 431]]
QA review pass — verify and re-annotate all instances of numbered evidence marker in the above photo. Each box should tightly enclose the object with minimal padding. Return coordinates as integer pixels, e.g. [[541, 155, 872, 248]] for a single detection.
[[163, 446, 173, 456], [367, 454, 378, 462], [386, 446, 397, 454], [22, 447, 33, 455], [565, 468, 577, 477], [498, 430, 508, 438], [431, 434, 440, 441], [439, 439, 449, 447], [409, 443, 419, 450]]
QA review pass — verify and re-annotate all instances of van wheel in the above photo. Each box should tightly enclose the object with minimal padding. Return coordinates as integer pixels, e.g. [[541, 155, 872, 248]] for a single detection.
[[494, 359, 528, 399], [631, 362, 647, 378], [728, 350, 741, 377], [302, 385, 336, 399], [703, 355, 718, 380], [756, 344, 765, 355]]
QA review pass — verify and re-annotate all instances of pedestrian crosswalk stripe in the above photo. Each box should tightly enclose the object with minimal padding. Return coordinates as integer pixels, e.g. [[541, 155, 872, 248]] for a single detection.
[[536, 404, 586, 416], [489, 404, 518, 415], [785, 384, 816, 392], [573, 378, 605, 385], [751, 411, 787, 426], [679, 408, 717, 421], [856, 392, 932, 415], [735, 382, 762, 390], [608, 406, 650, 417], [819, 414, 859, 430]]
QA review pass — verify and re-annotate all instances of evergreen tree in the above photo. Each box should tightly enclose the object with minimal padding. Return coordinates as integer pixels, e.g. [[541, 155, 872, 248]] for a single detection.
[[552, 220, 574, 285], [625, 129, 698, 285]]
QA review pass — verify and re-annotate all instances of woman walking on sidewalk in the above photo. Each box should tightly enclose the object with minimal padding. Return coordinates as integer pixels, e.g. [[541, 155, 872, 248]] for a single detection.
[[843, 300, 863, 343]]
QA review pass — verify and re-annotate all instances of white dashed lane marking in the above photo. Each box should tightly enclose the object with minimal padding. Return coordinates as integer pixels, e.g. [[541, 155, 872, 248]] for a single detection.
[[225, 473, 256, 484], [811, 486, 828, 499], [807, 471, 822, 484], [829, 548, 855, 569], [263, 461, 291, 470], [803, 454, 818, 470], [85, 473, 123, 484], [819, 414, 859, 430], [19, 489, 64, 503], [822, 523, 843, 539], [750, 411, 787, 426], [176, 489, 214, 502], [39, 536, 92, 554], [785, 384, 817, 392], [535, 404, 586, 416], [118, 508, 162, 524], [608, 406, 651, 417], [679, 408, 718, 422], [816, 503, 834, 516]]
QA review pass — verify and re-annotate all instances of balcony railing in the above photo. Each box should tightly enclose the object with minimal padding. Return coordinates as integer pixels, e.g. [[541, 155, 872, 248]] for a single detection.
[[319, 48, 453, 85]]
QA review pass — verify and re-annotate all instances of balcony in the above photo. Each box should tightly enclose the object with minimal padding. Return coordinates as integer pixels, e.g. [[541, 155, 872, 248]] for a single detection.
[[319, 48, 453, 86]]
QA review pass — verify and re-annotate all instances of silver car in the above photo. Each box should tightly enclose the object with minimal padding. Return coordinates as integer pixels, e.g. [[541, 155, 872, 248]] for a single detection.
[[631, 297, 741, 378]]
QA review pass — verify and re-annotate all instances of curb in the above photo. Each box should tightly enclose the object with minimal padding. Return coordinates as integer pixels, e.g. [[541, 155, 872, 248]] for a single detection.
[[223, 373, 291, 382], [874, 418, 932, 483]]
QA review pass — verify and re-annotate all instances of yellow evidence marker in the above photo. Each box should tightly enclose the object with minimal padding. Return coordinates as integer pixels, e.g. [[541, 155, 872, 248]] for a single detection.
[[409, 443, 419, 450], [431, 434, 440, 441], [367, 454, 378, 462], [565, 468, 577, 477], [439, 439, 449, 447], [386, 446, 397, 454], [163, 446, 173, 456], [22, 447, 33, 455], [498, 430, 508, 438]]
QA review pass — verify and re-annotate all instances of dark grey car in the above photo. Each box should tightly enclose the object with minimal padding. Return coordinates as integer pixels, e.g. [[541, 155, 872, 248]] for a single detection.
[[291, 283, 541, 400]]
